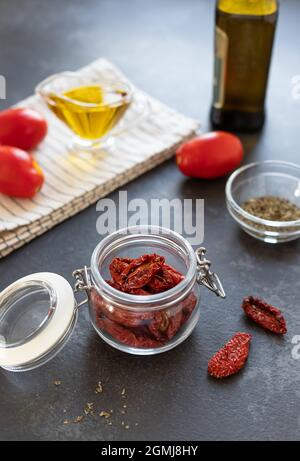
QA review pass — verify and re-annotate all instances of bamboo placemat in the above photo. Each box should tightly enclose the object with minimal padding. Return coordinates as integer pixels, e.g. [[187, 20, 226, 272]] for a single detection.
[[0, 58, 198, 258]]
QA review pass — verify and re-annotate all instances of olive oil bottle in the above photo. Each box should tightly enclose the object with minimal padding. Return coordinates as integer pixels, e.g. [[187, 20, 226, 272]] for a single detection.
[[211, 0, 278, 132]]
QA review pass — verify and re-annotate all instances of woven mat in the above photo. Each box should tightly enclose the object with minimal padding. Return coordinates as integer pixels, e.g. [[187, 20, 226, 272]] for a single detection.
[[0, 58, 198, 258]]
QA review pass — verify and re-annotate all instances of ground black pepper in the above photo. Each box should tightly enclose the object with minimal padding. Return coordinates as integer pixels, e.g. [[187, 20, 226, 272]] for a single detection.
[[242, 196, 300, 221]]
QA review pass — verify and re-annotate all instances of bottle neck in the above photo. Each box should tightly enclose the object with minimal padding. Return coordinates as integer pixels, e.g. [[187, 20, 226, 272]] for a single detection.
[[217, 0, 278, 15]]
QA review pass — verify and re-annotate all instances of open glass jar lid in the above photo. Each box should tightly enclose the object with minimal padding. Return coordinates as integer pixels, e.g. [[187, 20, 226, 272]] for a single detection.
[[0, 226, 225, 372], [0, 273, 77, 371]]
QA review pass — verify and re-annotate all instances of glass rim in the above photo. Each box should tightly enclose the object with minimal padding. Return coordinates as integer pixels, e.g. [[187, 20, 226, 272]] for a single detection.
[[225, 160, 300, 227], [90, 225, 197, 311], [35, 71, 133, 108], [0, 279, 56, 349]]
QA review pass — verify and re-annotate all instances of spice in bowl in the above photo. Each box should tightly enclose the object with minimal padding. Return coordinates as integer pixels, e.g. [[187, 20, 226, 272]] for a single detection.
[[242, 196, 300, 222], [239, 195, 300, 235]]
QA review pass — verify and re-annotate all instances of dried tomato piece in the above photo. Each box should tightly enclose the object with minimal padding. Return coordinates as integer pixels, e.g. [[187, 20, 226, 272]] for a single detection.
[[119, 254, 165, 291], [147, 265, 184, 293], [89, 289, 103, 309], [148, 311, 170, 340], [147, 269, 174, 293], [208, 332, 252, 379], [147, 309, 184, 341], [181, 292, 197, 324], [106, 279, 123, 291], [163, 264, 185, 285], [106, 279, 150, 295], [93, 292, 153, 329], [165, 309, 183, 340], [242, 296, 287, 335], [97, 254, 194, 349], [109, 257, 133, 284], [121, 254, 164, 276], [98, 317, 140, 346], [98, 317, 164, 348], [124, 262, 159, 290]]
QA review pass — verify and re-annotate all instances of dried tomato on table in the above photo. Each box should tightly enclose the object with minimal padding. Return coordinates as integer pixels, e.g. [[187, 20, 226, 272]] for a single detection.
[[208, 332, 252, 379], [242, 296, 287, 334], [91, 253, 197, 349]]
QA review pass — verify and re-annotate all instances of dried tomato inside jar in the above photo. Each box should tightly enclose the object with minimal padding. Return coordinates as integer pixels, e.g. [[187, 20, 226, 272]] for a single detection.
[[84, 226, 225, 355], [91, 254, 198, 348]]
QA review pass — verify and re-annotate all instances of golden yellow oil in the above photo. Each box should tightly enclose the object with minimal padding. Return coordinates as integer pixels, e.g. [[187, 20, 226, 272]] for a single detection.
[[211, 0, 278, 132], [218, 0, 277, 15], [47, 85, 130, 140]]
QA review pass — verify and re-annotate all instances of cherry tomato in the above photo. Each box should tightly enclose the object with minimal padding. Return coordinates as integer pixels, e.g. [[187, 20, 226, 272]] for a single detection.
[[0, 146, 44, 198], [0, 108, 48, 150], [176, 131, 244, 179]]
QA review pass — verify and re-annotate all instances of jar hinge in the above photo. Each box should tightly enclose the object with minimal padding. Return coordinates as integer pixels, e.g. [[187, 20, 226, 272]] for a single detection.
[[72, 266, 92, 309], [196, 247, 226, 298]]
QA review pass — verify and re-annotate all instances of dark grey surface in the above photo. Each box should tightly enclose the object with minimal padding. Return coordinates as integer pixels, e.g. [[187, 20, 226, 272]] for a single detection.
[[0, 0, 300, 441]]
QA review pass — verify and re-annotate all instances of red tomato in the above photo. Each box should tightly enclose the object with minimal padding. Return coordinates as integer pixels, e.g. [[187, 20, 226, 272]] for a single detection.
[[0, 108, 47, 150], [0, 146, 44, 198], [176, 131, 244, 179]]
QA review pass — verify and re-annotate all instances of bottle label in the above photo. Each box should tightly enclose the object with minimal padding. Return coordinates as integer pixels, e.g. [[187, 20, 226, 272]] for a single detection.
[[213, 26, 228, 109]]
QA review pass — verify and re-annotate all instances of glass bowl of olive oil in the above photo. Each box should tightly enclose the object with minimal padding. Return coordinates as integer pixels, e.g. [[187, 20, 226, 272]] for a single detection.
[[36, 72, 146, 152]]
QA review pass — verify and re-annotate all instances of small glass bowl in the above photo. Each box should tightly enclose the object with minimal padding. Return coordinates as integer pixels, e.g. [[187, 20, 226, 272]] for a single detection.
[[225, 161, 300, 243]]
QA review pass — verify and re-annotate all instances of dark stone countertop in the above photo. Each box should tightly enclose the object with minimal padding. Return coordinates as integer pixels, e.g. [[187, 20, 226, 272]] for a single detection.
[[0, 0, 300, 441]]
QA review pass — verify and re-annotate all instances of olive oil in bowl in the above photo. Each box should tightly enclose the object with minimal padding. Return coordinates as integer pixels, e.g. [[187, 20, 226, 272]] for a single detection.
[[46, 84, 131, 140]]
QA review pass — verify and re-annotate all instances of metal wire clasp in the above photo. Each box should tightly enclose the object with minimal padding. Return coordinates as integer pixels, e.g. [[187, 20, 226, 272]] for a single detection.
[[196, 247, 226, 298], [72, 266, 92, 309]]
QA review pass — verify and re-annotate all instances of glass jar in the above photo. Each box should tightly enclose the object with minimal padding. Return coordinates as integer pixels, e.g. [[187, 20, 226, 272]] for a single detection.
[[0, 226, 225, 371]]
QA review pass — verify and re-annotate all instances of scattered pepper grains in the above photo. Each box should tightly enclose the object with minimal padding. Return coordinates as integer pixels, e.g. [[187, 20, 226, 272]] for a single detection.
[[57, 378, 138, 429], [99, 411, 111, 418], [84, 402, 95, 416], [95, 381, 103, 394]]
